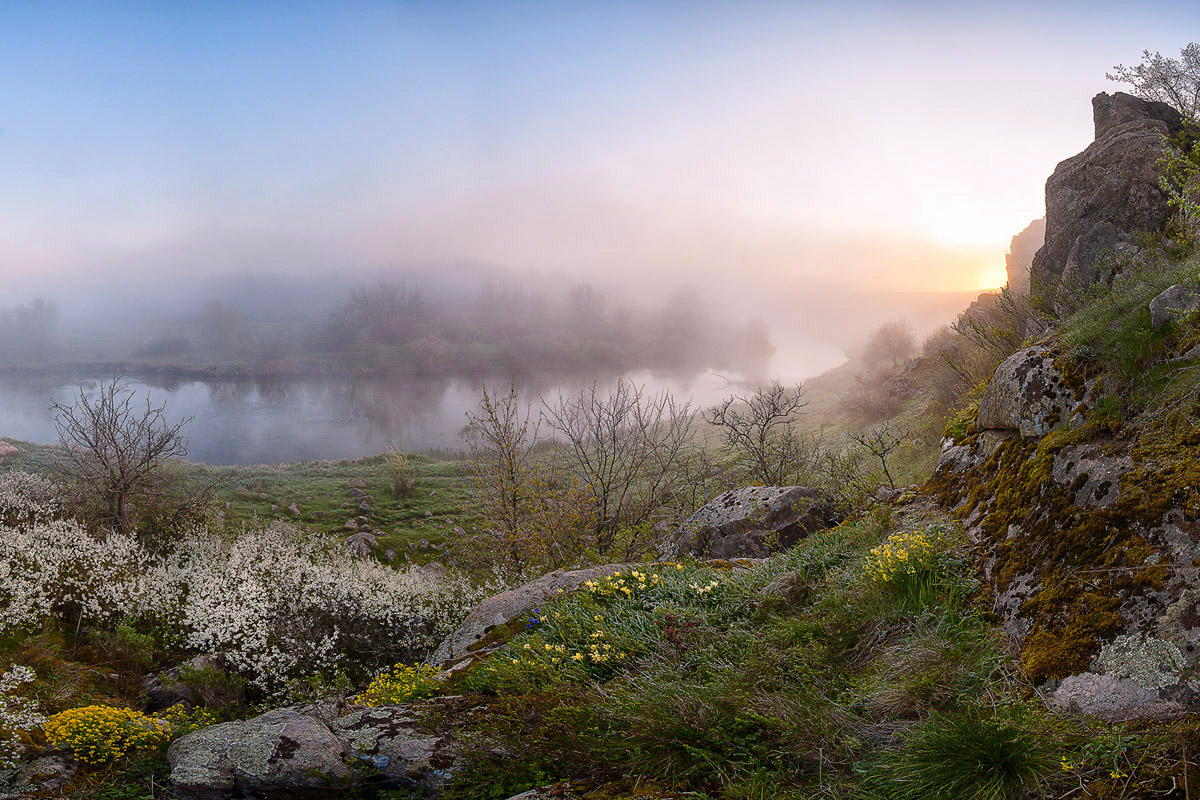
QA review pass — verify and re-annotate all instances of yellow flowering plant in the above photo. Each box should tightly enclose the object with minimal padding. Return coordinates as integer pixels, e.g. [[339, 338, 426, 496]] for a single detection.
[[354, 663, 442, 707], [44, 706, 172, 764], [864, 527, 958, 605]]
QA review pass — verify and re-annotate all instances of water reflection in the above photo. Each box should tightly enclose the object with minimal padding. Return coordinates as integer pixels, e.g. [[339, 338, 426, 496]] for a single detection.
[[0, 356, 841, 465]]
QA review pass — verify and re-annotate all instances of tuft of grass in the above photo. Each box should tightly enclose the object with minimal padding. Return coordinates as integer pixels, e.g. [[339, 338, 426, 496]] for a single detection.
[[866, 705, 1056, 800]]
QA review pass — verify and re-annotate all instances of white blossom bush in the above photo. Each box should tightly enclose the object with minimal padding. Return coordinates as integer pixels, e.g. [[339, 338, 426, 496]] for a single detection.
[[0, 474, 494, 699], [0, 518, 145, 633], [0, 470, 61, 525], [0, 665, 44, 769]]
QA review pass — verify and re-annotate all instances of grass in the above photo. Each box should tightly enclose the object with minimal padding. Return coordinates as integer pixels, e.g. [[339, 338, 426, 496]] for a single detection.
[[0, 437, 481, 566]]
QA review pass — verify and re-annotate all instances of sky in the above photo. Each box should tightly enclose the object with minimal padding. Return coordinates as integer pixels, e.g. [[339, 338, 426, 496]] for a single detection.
[[2, 0, 1199, 301]]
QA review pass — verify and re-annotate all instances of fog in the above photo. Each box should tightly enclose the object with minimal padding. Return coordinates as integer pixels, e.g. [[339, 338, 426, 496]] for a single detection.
[[3, 1, 1198, 458]]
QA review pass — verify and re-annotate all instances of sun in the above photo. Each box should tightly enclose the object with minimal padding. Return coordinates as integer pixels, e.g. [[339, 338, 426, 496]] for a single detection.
[[978, 262, 1008, 290]]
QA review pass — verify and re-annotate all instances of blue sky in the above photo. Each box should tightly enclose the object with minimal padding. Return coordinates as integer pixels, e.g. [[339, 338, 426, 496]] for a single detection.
[[3, 0, 1200, 298]]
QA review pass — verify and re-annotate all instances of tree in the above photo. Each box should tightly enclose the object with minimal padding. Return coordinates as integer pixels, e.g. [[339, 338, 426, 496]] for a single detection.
[[542, 379, 695, 557], [704, 381, 814, 486], [863, 320, 916, 368], [201, 300, 242, 350], [465, 383, 592, 571], [1109, 44, 1200, 119], [849, 422, 908, 489], [52, 379, 196, 537]]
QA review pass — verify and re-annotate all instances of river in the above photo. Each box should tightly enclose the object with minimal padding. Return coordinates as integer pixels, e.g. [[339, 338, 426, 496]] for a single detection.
[[0, 348, 843, 466]]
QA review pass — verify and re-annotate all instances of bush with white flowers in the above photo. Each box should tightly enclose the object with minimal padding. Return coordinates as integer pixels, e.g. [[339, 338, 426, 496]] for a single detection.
[[0, 472, 490, 698], [0, 665, 44, 769], [0, 470, 61, 525], [148, 521, 489, 696]]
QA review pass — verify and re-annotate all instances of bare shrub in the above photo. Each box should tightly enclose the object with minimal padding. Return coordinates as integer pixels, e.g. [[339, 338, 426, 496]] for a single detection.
[[704, 381, 816, 486], [52, 379, 212, 539], [542, 379, 695, 557], [841, 369, 905, 419], [849, 422, 908, 489], [465, 382, 593, 571]]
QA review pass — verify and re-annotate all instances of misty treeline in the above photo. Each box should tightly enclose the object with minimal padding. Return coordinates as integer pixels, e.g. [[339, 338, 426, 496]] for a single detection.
[[462, 378, 898, 572], [308, 278, 773, 375], [0, 297, 58, 361], [1, 275, 773, 376]]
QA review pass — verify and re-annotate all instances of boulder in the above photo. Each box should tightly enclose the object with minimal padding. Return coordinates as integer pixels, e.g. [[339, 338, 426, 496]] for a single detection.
[[1149, 283, 1200, 329], [3, 753, 77, 796], [0, 441, 20, 459], [345, 532, 379, 556], [1031, 92, 1184, 313], [167, 708, 355, 800], [287, 502, 301, 516], [331, 704, 458, 790], [976, 345, 1097, 437], [1048, 672, 1186, 721], [670, 486, 843, 559]]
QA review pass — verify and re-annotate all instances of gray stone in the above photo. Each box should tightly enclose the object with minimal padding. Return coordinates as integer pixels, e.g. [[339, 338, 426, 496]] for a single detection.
[[359, 501, 373, 514], [1049, 672, 1182, 721], [331, 705, 454, 789], [167, 708, 354, 800], [1149, 284, 1200, 329], [3, 754, 77, 796], [670, 486, 843, 559], [344, 519, 358, 530], [431, 564, 632, 668], [348, 487, 366, 498], [288, 502, 301, 516], [345, 532, 379, 556], [1031, 92, 1184, 313], [977, 345, 1095, 437], [0, 441, 21, 459]]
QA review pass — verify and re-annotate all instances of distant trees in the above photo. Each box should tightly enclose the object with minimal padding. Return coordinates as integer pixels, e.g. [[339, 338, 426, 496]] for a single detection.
[[1109, 44, 1200, 119], [863, 320, 916, 368], [0, 298, 59, 361], [201, 300, 243, 350], [325, 280, 432, 349]]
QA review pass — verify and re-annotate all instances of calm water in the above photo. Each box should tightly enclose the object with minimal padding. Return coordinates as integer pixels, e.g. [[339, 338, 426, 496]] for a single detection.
[[0, 346, 841, 465]]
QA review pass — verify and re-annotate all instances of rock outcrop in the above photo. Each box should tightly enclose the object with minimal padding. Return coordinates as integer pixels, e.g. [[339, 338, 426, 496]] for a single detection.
[[167, 708, 355, 800], [1031, 92, 1184, 313], [430, 563, 632, 669], [975, 344, 1099, 437], [670, 486, 843, 559], [1005, 217, 1046, 294], [1149, 283, 1200, 330]]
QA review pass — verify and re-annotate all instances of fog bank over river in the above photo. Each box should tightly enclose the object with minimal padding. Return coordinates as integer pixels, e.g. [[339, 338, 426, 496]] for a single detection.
[[0, 336, 844, 465]]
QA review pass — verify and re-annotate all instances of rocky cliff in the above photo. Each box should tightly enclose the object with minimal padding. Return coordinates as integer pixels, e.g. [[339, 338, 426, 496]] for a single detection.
[[1005, 217, 1045, 294], [1030, 92, 1184, 313]]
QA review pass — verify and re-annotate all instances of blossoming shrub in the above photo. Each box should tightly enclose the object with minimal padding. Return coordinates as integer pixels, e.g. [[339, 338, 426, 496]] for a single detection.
[[0, 517, 144, 634], [0, 665, 44, 769], [0, 470, 61, 525], [44, 706, 171, 764], [146, 522, 490, 697], [355, 663, 442, 706]]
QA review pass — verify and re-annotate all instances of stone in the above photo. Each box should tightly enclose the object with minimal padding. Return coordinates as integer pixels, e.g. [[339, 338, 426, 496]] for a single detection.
[[144, 653, 230, 712], [345, 532, 379, 556], [1149, 283, 1200, 329], [167, 708, 354, 800], [976, 345, 1096, 437], [357, 515, 369, 525], [0, 441, 20, 459], [384, 548, 397, 561], [331, 705, 456, 790], [288, 502, 301, 515], [1031, 92, 1184, 313], [1006, 218, 1046, 294], [348, 487, 366, 498], [359, 501, 373, 513], [4, 754, 77, 795], [344, 519, 359, 530], [670, 486, 843, 559], [1049, 672, 1183, 721]]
